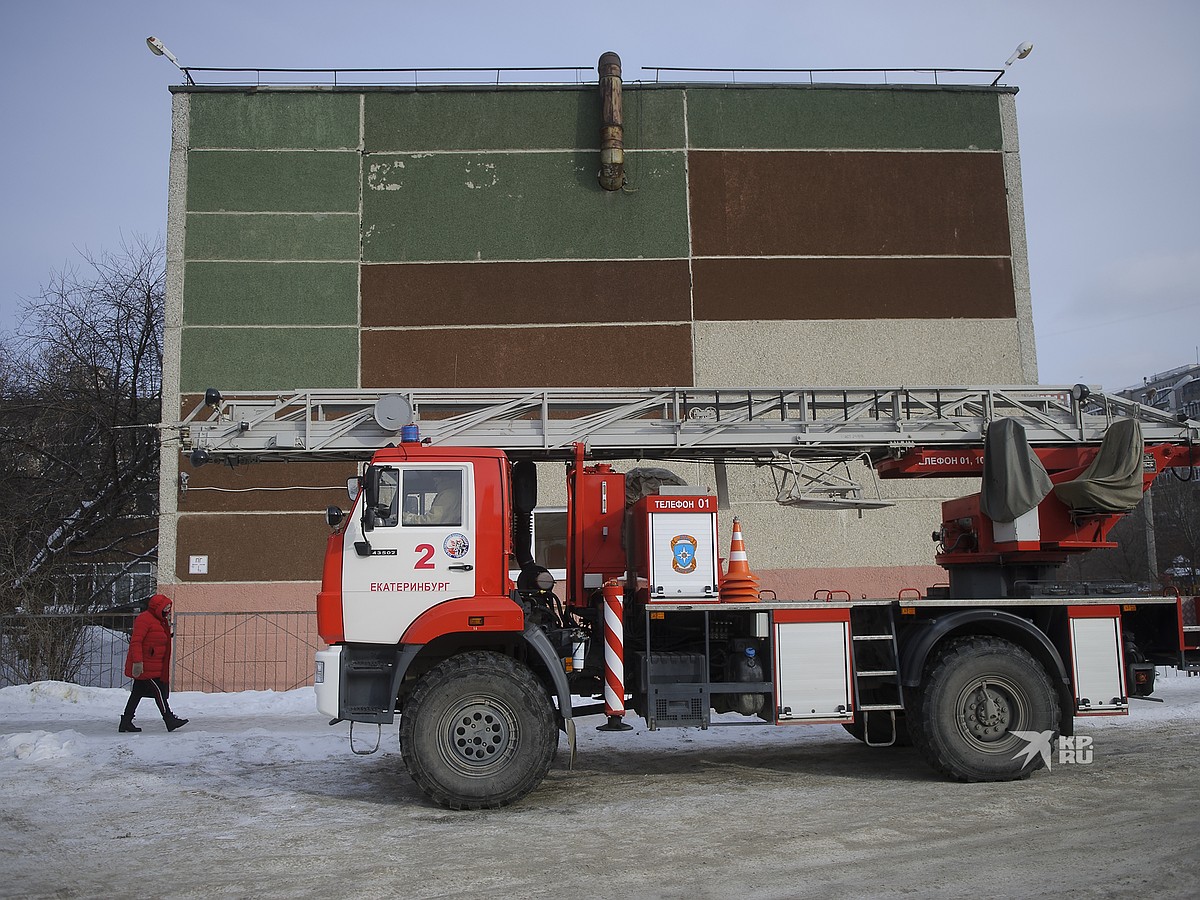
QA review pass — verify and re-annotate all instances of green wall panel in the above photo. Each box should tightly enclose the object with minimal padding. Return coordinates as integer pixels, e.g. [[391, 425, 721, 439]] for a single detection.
[[366, 91, 593, 151], [179, 327, 359, 392], [183, 262, 358, 325], [186, 151, 359, 212], [366, 88, 686, 151], [185, 213, 360, 261], [685, 87, 1003, 150], [622, 89, 686, 149], [188, 92, 360, 149], [362, 150, 688, 262]]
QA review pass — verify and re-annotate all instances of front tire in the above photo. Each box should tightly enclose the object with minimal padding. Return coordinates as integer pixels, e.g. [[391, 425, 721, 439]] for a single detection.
[[400, 651, 557, 810], [909, 636, 1059, 782]]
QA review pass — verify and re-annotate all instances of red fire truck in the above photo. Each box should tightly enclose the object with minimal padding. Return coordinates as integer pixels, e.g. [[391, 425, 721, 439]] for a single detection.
[[180, 385, 1200, 809]]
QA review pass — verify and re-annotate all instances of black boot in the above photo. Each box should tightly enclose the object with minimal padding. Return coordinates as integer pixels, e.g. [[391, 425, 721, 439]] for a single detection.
[[119, 716, 141, 733], [165, 715, 189, 732]]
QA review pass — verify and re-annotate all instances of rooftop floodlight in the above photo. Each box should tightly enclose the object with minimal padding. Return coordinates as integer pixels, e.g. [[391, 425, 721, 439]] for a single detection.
[[146, 36, 178, 64], [1005, 41, 1034, 67], [146, 35, 192, 82]]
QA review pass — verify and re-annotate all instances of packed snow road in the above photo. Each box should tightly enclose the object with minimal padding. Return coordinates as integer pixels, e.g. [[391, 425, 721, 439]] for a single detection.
[[2, 675, 1198, 899]]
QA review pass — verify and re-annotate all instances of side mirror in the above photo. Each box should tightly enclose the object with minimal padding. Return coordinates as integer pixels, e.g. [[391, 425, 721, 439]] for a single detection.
[[361, 466, 381, 533], [346, 477, 361, 502]]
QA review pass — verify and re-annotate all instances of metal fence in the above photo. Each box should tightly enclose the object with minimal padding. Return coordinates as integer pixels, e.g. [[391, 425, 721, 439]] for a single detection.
[[0, 611, 319, 693], [0, 613, 138, 688], [173, 612, 319, 693]]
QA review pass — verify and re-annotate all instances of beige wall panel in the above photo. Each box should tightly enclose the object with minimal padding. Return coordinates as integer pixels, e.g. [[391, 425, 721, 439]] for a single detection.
[[756, 565, 949, 602], [711, 499, 949, 574], [692, 319, 1026, 388], [168, 582, 319, 614]]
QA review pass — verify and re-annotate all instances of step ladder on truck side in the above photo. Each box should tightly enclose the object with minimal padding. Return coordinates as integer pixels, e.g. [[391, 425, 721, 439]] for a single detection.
[[171, 384, 1200, 809]]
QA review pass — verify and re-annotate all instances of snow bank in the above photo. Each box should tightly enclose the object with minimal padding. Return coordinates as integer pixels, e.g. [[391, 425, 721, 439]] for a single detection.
[[0, 680, 316, 719], [0, 729, 82, 761]]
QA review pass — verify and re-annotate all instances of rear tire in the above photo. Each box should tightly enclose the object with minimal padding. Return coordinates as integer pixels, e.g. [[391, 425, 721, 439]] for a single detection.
[[909, 636, 1059, 782], [400, 651, 557, 810]]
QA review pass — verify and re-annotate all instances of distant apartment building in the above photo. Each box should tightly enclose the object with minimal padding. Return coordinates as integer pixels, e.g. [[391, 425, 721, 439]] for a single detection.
[[1118, 364, 1200, 420]]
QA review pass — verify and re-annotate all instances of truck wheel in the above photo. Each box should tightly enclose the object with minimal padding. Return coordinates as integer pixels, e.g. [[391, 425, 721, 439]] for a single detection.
[[400, 651, 557, 810], [909, 636, 1059, 782], [843, 712, 911, 747]]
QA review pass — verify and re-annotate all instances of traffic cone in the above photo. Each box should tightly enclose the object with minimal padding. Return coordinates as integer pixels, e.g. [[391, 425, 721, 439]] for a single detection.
[[720, 517, 761, 602]]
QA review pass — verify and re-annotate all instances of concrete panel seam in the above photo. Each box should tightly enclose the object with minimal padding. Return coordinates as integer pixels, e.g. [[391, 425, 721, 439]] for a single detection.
[[183, 324, 356, 330], [691, 253, 1013, 261], [360, 147, 1004, 156], [185, 210, 360, 217], [364, 146, 603, 155], [186, 211, 359, 216], [682, 90, 697, 382], [187, 258, 359, 264], [360, 256, 690, 265], [188, 147, 360, 153], [687, 147, 1002, 155], [358, 92, 366, 388], [361, 321, 691, 332]]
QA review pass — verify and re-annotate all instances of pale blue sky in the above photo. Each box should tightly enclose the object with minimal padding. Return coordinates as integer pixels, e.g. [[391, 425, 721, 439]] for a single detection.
[[1, 0, 1196, 392]]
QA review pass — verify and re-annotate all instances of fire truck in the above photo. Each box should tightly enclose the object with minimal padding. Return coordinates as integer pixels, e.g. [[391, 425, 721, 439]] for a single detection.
[[179, 384, 1200, 809]]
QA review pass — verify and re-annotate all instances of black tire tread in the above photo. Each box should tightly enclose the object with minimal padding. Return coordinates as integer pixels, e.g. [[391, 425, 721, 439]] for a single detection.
[[400, 651, 556, 810], [908, 636, 1060, 783]]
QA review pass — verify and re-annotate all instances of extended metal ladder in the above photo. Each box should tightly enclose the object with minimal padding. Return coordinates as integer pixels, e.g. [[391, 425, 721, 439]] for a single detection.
[[173, 384, 1197, 464]]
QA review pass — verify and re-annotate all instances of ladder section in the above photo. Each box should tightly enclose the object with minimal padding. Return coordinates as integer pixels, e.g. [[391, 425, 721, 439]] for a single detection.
[[174, 385, 1198, 463], [849, 605, 904, 747]]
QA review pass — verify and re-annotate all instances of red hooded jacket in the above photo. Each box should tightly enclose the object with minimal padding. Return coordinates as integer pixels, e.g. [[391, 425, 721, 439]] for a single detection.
[[125, 593, 173, 680]]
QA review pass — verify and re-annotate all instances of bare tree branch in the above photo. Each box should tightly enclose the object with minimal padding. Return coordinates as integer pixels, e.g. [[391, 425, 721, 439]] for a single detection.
[[0, 237, 163, 614]]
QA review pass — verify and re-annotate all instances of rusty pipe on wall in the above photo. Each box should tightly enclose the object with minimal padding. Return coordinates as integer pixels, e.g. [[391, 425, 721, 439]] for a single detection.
[[598, 51, 625, 191]]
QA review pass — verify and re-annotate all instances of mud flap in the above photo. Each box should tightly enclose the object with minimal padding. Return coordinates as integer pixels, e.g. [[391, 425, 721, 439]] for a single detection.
[[523, 623, 577, 768]]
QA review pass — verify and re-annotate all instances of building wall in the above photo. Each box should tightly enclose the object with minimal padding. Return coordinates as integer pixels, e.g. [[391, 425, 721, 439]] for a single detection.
[[160, 79, 1035, 633]]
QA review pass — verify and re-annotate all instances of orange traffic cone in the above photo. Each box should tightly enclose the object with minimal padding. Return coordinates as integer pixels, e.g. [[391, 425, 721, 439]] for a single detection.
[[720, 517, 761, 602]]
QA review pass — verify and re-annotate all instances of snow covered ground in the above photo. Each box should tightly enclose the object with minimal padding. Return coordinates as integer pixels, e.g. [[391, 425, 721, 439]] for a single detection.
[[2, 672, 1199, 898]]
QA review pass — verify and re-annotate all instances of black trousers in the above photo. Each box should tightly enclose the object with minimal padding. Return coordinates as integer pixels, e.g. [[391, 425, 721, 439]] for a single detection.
[[122, 677, 174, 720]]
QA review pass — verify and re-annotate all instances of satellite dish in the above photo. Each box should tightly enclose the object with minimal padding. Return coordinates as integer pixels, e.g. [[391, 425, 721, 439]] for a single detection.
[[374, 394, 413, 431]]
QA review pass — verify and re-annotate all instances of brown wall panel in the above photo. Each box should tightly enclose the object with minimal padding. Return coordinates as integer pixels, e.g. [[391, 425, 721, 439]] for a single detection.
[[693, 257, 1015, 320], [176, 513, 329, 582], [362, 259, 692, 327], [179, 461, 358, 512], [689, 151, 1012, 257], [362, 324, 694, 387]]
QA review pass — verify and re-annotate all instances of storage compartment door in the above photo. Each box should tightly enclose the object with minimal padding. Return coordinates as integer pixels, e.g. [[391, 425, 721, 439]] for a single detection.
[[775, 621, 852, 723], [1069, 607, 1127, 715], [647, 512, 718, 600]]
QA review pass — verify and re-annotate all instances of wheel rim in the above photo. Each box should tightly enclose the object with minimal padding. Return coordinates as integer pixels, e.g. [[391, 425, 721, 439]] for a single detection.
[[954, 676, 1029, 754], [437, 695, 520, 778]]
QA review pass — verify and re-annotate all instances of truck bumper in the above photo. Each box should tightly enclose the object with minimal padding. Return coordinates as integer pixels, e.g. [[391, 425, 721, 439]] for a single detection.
[[314, 645, 342, 718]]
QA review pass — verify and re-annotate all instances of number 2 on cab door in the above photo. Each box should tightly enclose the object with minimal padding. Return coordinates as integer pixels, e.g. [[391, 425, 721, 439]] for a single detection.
[[414, 543, 435, 569]]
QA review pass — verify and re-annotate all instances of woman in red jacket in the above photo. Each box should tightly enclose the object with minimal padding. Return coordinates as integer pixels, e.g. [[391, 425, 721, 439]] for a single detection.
[[120, 593, 189, 733]]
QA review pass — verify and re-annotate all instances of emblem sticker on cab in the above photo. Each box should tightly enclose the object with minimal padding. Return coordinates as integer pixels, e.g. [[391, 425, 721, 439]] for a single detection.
[[444, 533, 470, 559]]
